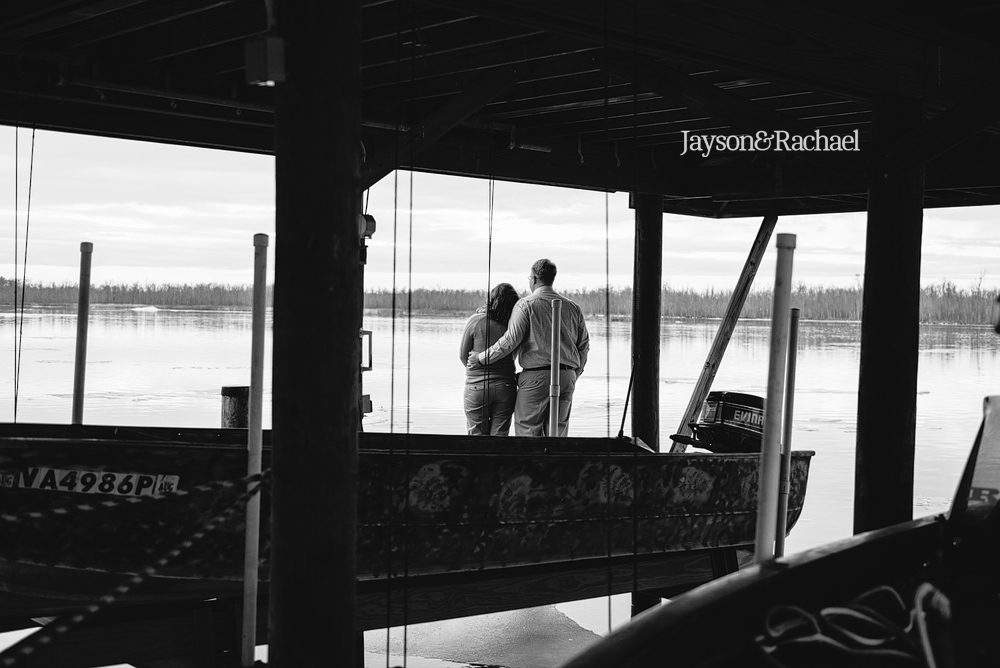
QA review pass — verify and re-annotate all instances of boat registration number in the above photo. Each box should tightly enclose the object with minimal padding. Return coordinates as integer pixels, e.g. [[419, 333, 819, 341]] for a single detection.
[[1, 467, 180, 498]]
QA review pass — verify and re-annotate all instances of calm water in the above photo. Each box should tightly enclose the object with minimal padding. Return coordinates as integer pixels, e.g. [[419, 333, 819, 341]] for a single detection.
[[1, 306, 998, 666]]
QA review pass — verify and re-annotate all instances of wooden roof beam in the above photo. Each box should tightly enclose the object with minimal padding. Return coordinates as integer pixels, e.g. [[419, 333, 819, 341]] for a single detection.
[[884, 90, 1000, 172], [0, 0, 149, 40], [418, 0, 984, 103], [596, 47, 818, 136], [93, 2, 265, 67], [362, 65, 521, 189]]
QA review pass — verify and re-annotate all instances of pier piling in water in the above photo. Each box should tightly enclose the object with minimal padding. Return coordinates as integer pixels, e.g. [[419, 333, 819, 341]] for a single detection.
[[71, 241, 93, 425], [221, 386, 250, 428]]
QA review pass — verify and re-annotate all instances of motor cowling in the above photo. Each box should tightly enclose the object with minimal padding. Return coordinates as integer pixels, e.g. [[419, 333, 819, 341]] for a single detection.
[[671, 391, 764, 453]]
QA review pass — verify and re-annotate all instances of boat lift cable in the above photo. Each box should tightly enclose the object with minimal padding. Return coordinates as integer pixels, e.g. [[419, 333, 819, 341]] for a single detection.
[[384, 6, 404, 660], [617, 363, 636, 439], [600, 0, 613, 634], [12, 108, 19, 421], [406, 166, 413, 435], [482, 144, 496, 431], [402, 76, 416, 668], [14, 128, 36, 424], [402, 6, 418, 661], [605, 186, 611, 439], [628, 0, 641, 612]]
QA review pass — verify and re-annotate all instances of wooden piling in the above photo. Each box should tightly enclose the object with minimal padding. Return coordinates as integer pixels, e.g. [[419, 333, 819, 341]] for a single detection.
[[631, 193, 663, 451], [269, 1, 361, 666], [855, 98, 925, 534], [71, 241, 93, 425], [221, 386, 249, 428]]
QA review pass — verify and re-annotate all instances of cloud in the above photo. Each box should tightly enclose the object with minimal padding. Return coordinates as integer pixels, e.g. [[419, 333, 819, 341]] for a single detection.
[[2, 129, 998, 292]]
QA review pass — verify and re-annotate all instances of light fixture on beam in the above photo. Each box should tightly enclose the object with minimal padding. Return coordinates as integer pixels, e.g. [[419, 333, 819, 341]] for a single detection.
[[245, 35, 285, 87]]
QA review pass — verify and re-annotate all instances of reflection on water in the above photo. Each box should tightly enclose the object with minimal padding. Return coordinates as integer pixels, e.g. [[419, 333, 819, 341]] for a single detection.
[[1, 306, 999, 664]]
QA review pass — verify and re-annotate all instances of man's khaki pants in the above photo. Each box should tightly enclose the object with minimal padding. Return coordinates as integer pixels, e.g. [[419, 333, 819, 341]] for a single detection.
[[514, 368, 578, 437]]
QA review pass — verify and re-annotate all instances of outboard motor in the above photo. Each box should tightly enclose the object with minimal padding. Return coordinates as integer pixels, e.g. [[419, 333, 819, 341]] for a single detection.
[[670, 391, 764, 453]]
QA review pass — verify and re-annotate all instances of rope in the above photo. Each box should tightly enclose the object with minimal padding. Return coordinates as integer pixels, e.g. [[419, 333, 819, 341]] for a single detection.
[[628, 0, 641, 611], [13, 128, 35, 424], [12, 103, 19, 421], [0, 472, 269, 667], [390, 167, 399, 435], [600, 0, 614, 634], [385, 2, 404, 660], [605, 200, 611, 438], [617, 362, 636, 439], [482, 142, 496, 432], [406, 168, 413, 435]]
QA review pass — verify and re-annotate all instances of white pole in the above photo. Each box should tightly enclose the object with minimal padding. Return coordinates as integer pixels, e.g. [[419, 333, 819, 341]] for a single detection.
[[775, 307, 800, 558], [548, 299, 563, 437], [71, 242, 93, 425], [242, 233, 269, 666], [754, 233, 796, 564]]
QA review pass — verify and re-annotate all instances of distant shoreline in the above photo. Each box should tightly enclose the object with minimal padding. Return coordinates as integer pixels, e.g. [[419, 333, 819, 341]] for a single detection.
[[0, 278, 994, 325]]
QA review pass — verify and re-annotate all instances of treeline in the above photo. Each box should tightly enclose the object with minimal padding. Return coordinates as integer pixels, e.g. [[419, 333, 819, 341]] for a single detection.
[[0, 278, 994, 324], [0, 278, 265, 308], [365, 282, 994, 324]]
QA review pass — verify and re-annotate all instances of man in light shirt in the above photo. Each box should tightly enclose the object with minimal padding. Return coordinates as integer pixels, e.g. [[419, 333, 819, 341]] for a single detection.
[[467, 258, 590, 436]]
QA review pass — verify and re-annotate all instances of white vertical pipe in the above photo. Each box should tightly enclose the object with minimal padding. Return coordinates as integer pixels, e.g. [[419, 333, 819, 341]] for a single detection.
[[548, 299, 563, 437], [754, 233, 796, 564], [774, 307, 800, 558], [71, 242, 93, 425], [242, 233, 269, 666]]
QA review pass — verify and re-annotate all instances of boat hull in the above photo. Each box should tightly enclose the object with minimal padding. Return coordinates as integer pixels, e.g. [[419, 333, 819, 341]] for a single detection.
[[0, 424, 813, 627]]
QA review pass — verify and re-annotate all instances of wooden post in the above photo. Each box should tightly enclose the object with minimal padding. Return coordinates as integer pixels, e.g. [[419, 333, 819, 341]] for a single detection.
[[269, 1, 361, 666], [670, 215, 777, 452], [754, 233, 796, 564], [242, 233, 268, 666], [71, 241, 93, 425], [221, 386, 249, 428], [631, 193, 662, 451], [630, 193, 665, 617], [549, 299, 562, 436], [775, 307, 800, 557], [855, 98, 925, 534]]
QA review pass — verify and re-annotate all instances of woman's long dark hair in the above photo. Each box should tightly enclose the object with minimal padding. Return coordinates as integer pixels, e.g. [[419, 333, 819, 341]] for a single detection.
[[486, 282, 519, 325]]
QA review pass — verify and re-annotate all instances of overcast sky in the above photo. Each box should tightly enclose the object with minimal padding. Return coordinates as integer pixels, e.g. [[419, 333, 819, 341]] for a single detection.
[[1, 129, 997, 293]]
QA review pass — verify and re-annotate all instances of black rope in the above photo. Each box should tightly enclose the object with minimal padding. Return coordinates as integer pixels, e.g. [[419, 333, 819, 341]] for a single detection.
[[629, 0, 642, 611], [390, 173, 399, 435], [0, 472, 269, 667], [14, 128, 35, 424], [617, 360, 636, 439], [482, 142, 496, 432], [605, 200, 611, 438], [402, 2, 418, 663], [12, 92, 20, 422], [406, 167, 413, 435], [600, 0, 614, 634], [385, 1, 405, 660]]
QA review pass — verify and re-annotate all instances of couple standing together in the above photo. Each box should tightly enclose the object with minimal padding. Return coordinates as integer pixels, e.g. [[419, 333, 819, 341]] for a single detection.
[[459, 258, 590, 437]]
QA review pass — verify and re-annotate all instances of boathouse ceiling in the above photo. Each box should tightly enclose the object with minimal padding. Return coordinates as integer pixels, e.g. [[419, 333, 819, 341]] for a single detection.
[[1, 1, 1000, 218]]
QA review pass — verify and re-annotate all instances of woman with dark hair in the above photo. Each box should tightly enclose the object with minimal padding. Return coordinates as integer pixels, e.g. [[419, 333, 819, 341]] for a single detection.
[[458, 282, 520, 435]]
